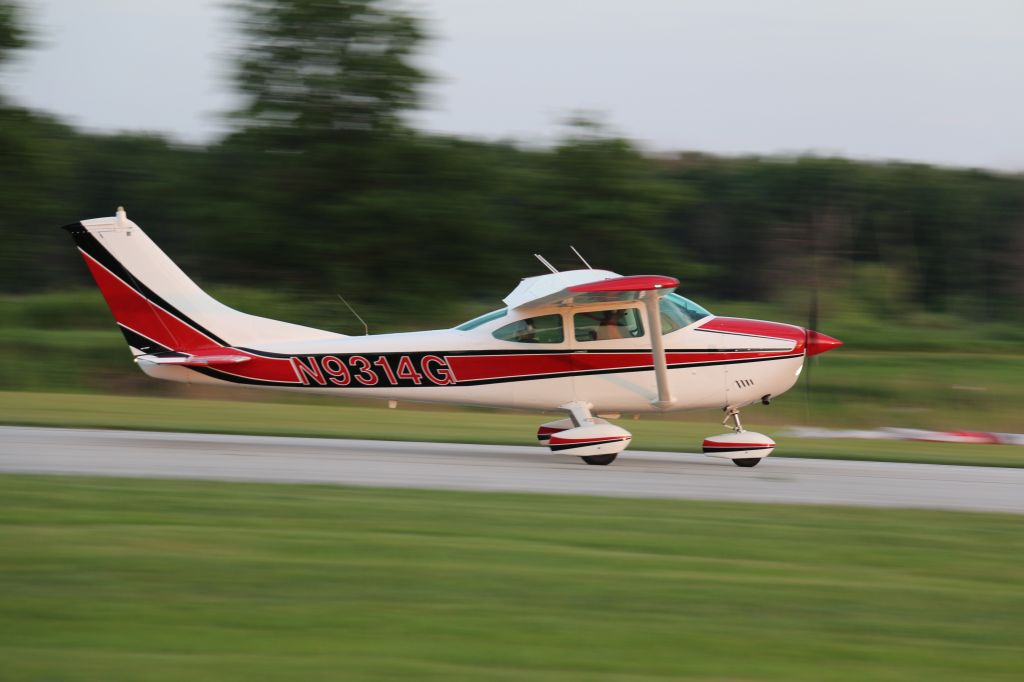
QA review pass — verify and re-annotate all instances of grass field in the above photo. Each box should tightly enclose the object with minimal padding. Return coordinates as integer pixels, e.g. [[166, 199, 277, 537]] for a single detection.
[[2, 390, 1023, 468], [1, 475, 1021, 681]]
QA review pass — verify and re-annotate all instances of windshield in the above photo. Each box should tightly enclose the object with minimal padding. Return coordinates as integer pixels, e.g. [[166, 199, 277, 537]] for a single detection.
[[455, 308, 507, 331], [660, 293, 711, 334]]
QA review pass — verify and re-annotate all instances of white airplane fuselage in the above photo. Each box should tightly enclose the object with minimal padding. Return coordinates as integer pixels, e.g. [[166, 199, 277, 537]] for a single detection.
[[139, 306, 807, 415], [63, 209, 841, 465]]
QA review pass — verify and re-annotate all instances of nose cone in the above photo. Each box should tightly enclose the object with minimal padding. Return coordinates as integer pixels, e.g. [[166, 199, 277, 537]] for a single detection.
[[805, 330, 843, 357]]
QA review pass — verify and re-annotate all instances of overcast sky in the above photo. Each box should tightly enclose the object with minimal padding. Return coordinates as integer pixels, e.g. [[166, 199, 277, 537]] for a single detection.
[[5, 0, 1024, 170]]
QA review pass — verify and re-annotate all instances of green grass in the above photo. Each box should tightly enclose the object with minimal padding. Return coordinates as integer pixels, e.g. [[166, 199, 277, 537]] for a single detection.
[[2, 391, 1023, 468], [796, 351, 1024, 430], [0, 475, 1021, 681]]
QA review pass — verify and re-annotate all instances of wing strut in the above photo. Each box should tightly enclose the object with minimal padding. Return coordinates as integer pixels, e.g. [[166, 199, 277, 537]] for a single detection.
[[643, 291, 675, 408]]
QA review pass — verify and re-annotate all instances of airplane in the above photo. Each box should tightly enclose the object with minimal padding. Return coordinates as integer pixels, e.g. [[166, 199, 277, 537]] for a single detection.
[[62, 207, 842, 467]]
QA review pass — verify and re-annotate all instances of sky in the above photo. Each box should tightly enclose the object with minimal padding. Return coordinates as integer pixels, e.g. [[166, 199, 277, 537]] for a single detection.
[[5, 0, 1024, 170]]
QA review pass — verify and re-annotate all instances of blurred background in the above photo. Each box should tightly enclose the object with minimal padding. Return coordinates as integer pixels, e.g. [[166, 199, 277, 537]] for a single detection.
[[4, 7, 1023, 681], [1, 0, 1022, 430]]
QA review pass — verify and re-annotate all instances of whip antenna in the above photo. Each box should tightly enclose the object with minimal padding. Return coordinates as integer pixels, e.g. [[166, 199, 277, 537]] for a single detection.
[[534, 254, 559, 274], [570, 245, 593, 269], [336, 294, 369, 336]]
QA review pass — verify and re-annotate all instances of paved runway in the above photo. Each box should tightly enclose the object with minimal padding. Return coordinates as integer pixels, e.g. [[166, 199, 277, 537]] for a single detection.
[[1, 426, 1021, 513]]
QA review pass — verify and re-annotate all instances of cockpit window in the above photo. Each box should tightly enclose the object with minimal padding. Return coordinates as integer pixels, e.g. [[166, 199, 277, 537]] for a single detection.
[[660, 293, 711, 334], [492, 314, 564, 343], [574, 308, 645, 342], [455, 308, 507, 331]]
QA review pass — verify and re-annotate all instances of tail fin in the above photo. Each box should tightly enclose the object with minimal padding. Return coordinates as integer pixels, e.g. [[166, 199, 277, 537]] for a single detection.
[[62, 208, 343, 356]]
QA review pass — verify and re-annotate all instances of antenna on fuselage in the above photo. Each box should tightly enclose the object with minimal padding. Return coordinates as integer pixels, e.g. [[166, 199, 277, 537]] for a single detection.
[[570, 245, 593, 269], [534, 254, 559, 274], [336, 294, 369, 336]]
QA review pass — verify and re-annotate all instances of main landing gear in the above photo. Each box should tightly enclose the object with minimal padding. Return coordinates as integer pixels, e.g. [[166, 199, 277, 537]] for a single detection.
[[536, 403, 775, 468], [702, 406, 776, 467], [536, 401, 632, 465]]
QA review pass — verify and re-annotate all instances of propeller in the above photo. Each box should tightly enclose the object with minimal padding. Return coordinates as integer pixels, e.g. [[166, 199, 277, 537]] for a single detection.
[[805, 285, 819, 386], [802, 286, 817, 418], [801, 282, 843, 421], [801, 223, 842, 420], [802, 223, 821, 420]]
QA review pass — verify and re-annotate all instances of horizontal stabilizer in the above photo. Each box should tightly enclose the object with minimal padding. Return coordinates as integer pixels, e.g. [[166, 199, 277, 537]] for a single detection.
[[136, 352, 251, 367]]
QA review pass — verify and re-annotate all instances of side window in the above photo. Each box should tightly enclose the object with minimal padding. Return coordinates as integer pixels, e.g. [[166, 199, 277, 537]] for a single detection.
[[574, 308, 644, 342], [492, 314, 564, 343]]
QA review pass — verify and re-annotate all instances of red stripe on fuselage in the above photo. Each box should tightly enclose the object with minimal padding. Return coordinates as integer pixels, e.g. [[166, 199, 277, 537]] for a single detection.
[[447, 350, 797, 383], [583, 351, 794, 371], [447, 354, 575, 382], [198, 355, 306, 383]]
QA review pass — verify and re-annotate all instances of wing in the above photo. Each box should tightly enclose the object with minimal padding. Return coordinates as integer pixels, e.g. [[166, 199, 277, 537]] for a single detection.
[[503, 270, 680, 408], [503, 270, 679, 311]]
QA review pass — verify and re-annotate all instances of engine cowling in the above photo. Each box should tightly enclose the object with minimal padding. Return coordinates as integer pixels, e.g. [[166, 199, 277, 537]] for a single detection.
[[548, 423, 632, 457], [702, 431, 776, 460]]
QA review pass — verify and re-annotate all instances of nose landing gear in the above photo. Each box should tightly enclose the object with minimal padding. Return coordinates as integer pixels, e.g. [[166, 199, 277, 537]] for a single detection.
[[723, 406, 744, 433], [702, 406, 776, 467]]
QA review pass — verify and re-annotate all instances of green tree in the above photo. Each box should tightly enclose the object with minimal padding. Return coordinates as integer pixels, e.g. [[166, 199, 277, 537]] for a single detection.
[[0, 2, 73, 292], [230, 0, 427, 149], [215, 0, 436, 299], [0, 0, 29, 68], [508, 119, 697, 278]]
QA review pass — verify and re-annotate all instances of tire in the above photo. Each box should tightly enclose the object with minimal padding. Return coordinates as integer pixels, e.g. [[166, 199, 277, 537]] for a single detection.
[[733, 457, 761, 468], [581, 453, 618, 466]]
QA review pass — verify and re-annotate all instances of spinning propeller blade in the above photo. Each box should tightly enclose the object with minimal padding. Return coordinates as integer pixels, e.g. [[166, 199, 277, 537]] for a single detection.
[[805, 285, 819, 386], [801, 283, 842, 420]]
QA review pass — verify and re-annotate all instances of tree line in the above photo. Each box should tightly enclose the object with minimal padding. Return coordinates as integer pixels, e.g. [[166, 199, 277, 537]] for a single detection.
[[1, 0, 1021, 324]]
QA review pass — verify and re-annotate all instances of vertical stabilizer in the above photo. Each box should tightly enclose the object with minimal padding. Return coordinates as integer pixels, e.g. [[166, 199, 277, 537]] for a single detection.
[[62, 210, 344, 356]]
